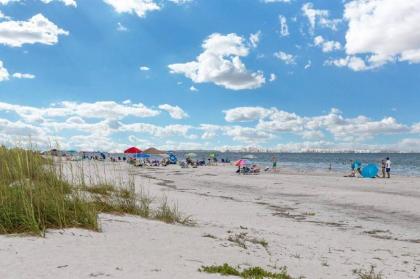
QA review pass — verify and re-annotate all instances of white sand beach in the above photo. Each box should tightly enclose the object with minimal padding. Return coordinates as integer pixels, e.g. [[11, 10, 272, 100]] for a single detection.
[[1, 161, 420, 279]]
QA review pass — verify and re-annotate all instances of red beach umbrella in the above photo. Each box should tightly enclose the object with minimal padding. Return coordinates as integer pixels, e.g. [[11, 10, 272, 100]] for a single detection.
[[124, 147, 142, 154]]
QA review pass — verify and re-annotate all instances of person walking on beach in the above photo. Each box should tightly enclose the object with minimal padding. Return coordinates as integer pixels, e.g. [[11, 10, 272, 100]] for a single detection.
[[385, 157, 391, 178]]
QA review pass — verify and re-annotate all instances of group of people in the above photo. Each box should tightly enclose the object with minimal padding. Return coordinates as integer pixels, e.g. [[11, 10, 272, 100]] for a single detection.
[[347, 157, 391, 178], [381, 157, 392, 178]]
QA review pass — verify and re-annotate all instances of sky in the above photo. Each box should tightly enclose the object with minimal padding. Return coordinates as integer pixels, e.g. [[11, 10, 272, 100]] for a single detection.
[[0, 0, 419, 152]]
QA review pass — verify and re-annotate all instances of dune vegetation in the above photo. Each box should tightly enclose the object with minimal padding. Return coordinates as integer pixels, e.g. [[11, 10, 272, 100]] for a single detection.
[[0, 147, 192, 236]]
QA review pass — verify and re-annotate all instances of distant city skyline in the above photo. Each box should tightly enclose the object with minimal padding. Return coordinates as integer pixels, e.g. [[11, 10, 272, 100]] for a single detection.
[[0, 0, 419, 152]]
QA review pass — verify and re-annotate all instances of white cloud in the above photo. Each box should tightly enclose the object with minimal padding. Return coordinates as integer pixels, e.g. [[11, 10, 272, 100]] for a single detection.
[[0, 10, 10, 20], [249, 30, 261, 48], [304, 60, 311, 69], [225, 106, 410, 141], [168, 0, 192, 4], [279, 15, 289, 37], [0, 101, 161, 122], [314, 35, 341, 52], [269, 73, 276, 82], [103, 0, 160, 17], [139, 66, 150, 71], [302, 3, 341, 32], [12, 73, 35, 79], [274, 50, 296, 64], [117, 22, 128, 32], [0, 0, 19, 4], [189, 85, 198, 92], [224, 107, 273, 122], [0, 14, 68, 47], [40, 0, 77, 7], [0, 60, 9, 81], [168, 33, 265, 90], [325, 55, 369, 71], [343, 0, 420, 67], [158, 104, 189, 119]]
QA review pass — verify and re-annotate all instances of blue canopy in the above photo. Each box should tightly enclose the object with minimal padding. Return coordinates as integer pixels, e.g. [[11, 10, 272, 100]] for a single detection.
[[134, 153, 150, 159], [362, 164, 379, 178], [352, 160, 362, 169]]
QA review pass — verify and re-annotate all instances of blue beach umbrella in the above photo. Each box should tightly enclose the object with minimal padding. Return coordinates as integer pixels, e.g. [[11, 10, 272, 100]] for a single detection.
[[362, 164, 379, 178]]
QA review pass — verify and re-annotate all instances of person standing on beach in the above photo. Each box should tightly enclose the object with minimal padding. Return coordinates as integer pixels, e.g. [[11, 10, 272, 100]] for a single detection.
[[272, 156, 277, 172], [381, 159, 386, 178], [386, 157, 391, 178]]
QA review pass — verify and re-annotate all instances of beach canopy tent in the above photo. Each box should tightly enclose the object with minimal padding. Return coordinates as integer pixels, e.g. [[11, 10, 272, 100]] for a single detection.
[[143, 147, 166, 155], [134, 153, 150, 159], [124, 147, 142, 154], [362, 164, 379, 178], [352, 160, 362, 169]]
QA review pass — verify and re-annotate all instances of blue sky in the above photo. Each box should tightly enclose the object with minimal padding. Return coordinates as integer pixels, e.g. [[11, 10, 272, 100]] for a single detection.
[[0, 0, 419, 152]]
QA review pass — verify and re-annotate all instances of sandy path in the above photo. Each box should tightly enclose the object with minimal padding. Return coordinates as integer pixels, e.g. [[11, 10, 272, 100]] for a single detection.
[[1, 161, 419, 279]]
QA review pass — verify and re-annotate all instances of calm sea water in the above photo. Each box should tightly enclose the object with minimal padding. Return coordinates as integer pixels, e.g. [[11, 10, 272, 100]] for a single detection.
[[173, 152, 420, 176]]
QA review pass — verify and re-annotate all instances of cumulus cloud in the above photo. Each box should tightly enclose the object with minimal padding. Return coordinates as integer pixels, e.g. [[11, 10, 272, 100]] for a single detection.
[[158, 104, 189, 119], [224, 107, 273, 122], [325, 55, 368, 71], [139, 66, 150, 71], [103, 0, 160, 17], [224, 106, 411, 142], [274, 51, 296, 64], [0, 14, 68, 47], [342, 0, 420, 68], [314, 35, 341, 52], [168, 33, 265, 90], [0, 101, 160, 122]]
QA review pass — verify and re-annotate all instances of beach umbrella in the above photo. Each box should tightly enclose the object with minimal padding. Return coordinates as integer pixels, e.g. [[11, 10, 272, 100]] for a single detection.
[[124, 147, 142, 154], [234, 159, 252, 166], [169, 154, 177, 163], [362, 164, 379, 178]]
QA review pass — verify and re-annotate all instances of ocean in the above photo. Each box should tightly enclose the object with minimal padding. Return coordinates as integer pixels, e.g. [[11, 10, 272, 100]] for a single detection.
[[173, 152, 420, 177]]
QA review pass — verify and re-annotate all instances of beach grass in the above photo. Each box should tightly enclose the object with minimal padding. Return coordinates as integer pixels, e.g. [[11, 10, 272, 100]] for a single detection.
[[0, 147, 193, 236], [0, 147, 98, 235], [353, 266, 383, 279], [199, 263, 293, 279]]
